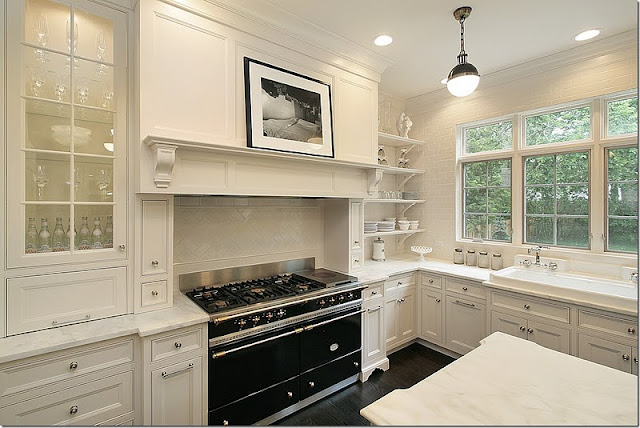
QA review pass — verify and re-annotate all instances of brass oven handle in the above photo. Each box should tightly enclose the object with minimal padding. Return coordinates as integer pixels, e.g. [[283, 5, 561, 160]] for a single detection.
[[212, 328, 301, 359], [302, 309, 365, 331]]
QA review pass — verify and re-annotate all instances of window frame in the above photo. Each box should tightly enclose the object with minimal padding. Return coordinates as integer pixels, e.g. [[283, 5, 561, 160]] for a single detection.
[[456, 89, 637, 256], [604, 145, 638, 253], [522, 102, 593, 148]]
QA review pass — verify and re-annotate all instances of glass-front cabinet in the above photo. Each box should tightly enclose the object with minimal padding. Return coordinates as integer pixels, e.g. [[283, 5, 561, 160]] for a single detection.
[[6, 0, 127, 267]]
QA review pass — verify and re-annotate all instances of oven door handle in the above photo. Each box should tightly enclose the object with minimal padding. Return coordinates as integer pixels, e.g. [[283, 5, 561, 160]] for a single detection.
[[212, 327, 303, 359], [303, 308, 365, 331]]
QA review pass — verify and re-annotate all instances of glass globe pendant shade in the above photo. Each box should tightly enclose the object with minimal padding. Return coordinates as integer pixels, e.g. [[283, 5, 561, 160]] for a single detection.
[[447, 62, 480, 97]]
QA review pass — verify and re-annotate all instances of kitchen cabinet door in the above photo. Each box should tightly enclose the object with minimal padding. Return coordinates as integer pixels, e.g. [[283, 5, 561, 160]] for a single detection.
[[578, 333, 633, 373], [420, 288, 444, 345], [397, 287, 416, 344], [490, 311, 527, 340], [384, 291, 399, 348], [633, 348, 638, 376], [363, 303, 385, 368], [445, 296, 486, 355], [141, 200, 168, 276], [151, 357, 203, 426], [527, 320, 570, 354]]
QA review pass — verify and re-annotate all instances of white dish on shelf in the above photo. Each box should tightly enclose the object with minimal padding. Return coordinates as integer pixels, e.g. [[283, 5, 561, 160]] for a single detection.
[[398, 223, 410, 231], [411, 245, 433, 262], [51, 125, 92, 146]]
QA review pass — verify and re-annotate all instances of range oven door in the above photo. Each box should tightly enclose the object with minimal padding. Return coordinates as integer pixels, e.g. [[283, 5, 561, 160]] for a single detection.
[[209, 325, 300, 410]]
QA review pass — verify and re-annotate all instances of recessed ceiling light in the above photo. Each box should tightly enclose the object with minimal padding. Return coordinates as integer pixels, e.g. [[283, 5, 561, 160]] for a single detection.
[[574, 29, 601, 41], [373, 34, 393, 46]]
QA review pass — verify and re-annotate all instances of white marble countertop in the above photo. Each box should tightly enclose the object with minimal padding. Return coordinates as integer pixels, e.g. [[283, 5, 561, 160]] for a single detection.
[[356, 256, 492, 285], [360, 331, 638, 426], [0, 292, 209, 364]]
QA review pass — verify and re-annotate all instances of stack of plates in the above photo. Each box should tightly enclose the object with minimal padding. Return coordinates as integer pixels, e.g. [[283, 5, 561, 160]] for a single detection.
[[377, 221, 395, 232], [364, 221, 378, 233]]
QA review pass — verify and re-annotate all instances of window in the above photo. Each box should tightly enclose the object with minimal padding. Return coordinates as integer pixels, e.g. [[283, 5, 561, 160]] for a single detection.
[[463, 159, 512, 241], [464, 120, 512, 154], [524, 152, 589, 248], [607, 97, 638, 136], [606, 146, 638, 252], [525, 106, 590, 146]]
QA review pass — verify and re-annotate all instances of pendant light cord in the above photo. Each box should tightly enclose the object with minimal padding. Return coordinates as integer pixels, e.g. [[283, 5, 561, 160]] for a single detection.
[[458, 16, 467, 64]]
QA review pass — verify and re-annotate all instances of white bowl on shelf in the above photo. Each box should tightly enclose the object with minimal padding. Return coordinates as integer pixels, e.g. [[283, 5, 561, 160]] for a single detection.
[[408, 220, 419, 230], [398, 223, 410, 231], [411, 245, 433, 262]]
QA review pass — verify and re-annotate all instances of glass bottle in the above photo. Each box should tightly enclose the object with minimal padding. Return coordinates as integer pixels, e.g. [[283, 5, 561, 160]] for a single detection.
[[66, 218, 77, 251], [491, 253, 504, 270], [465, 249, 477, 266], [79, 216, 91, 250], [104, 215, 113, 248], [52, 216, 66, 252], [477, 251, 490, 268], [38, 218, 51, 253], [25, 217, 39, 254], [92, 217, 103, 249], [453, 248, 464, 264]]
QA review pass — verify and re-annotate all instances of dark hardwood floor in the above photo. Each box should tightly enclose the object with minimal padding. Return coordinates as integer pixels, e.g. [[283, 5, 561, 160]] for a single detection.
[[275, 343, 455, 426]]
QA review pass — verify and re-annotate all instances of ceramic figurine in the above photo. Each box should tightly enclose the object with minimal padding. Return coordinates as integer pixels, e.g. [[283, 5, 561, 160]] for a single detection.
[[397, 112, 413, 138]]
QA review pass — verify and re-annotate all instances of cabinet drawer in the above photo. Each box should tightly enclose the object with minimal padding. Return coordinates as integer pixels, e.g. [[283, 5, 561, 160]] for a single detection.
[[0, 371, 133, 426], [445, 278, 485, 300], [151, 327, 203, 363], [491, 291, 570, 324], [363, 283, 383, 301], [142, 200, 168, 276], [300, 350, 361, 400], [578, 310, 638, 340], [6, 267, 127, 335], [0, 338, 133, 399], [384, 273, 415, 293], [141, 280, 169, 308], [351, 251, 363, 270], [421, 273, 442, 289]]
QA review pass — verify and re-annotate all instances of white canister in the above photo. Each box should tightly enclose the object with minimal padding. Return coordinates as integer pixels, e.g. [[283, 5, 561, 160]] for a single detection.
[[453, 248, 464, 264], [373, 237, 385, 261], [477, 251, 489, 268], [491, 253, 503, 270], [466, 250, 477, 266]]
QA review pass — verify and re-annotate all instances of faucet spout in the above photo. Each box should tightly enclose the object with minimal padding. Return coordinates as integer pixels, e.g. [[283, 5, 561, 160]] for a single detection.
[[528, 246, 549, 265]]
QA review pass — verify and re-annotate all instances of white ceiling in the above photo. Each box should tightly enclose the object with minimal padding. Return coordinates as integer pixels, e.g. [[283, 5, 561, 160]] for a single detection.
[[265, 0, 638, 99]]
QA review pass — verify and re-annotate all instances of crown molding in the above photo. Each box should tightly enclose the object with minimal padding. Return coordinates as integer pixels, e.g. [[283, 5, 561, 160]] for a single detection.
[[157, 0, 393, 82], [406, 30, 638, 114]]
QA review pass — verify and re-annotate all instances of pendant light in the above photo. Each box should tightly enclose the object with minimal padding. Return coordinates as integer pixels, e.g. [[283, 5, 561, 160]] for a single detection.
[[447, 6, 480, 97]]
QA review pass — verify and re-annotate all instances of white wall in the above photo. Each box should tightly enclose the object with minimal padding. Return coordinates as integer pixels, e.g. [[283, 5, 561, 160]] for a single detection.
[[404, 32, 637, 267], [173, 196, 324, 284]]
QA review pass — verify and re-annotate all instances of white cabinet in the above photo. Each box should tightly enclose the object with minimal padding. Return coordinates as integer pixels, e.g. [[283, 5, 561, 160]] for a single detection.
[[384, 274, 417, 351], [419, 287, 444, 345], [323, 199, 363, 273], [491, 311, 570, 354], [151, 357, 203, 426], [361, 281, 388, 382], [577, 334, 635, 373], [445, 295, 486, 355], [135, 196, 173, 313], [143, 325, 208, 425], [0, 337, 136, 425]]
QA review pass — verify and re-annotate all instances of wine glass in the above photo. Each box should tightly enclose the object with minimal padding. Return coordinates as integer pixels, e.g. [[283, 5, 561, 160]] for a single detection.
[[53, 72, 68, 101], [76, 77, 89, 104], [101, 80, 114, 108], [66, 20, 78, 54], [33, 165, 49, 200], [95, 30, 108, 75], [28, 66, 46, 97], [33, 12, 49, 62], [96, 169, 111, 201]]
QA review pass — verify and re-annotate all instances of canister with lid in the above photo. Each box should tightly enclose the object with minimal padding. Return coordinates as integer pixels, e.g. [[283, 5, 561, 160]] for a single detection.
[[453, 248, 464, 264], [466, 249, 477, 266], [477, 251, 489, 268], [491, 253, 504, 270]]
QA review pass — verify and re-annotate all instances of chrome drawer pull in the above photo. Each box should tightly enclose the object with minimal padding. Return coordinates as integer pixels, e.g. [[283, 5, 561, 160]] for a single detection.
[[52, 314, 90, 326], [435, 298, 441, 303], [428, 279, 434, 284], [151, 260, 159, 266], [152, 290, 159, 296], [519, 326, 526, 332], [174, 342, 182, 349], [462, 287, 468, 291], [527, 328, 534, 334], [367, 306, 382, 312], [354, 361, 359, 368], [161, 362, 194, 378], [223, 420, 229, 426], [634, 357, 638, 364], [371, 291, 378, 295], [354, 259, 360, 263], [622, 354, 630, 361], [354, 240, 360, 244], [628, 327, 636, 334], [524, 304, 531, 309], [69, 361, 78, 370], [309, 381, 315, 388], [287, 391, 293, 398], [454, 300, 475, 308], [70, 405, 78, 415]]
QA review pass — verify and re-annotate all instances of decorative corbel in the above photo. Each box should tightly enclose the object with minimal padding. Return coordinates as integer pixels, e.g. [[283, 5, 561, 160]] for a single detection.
[[367, 169, 384, 196], [148, 142, 178, 188]]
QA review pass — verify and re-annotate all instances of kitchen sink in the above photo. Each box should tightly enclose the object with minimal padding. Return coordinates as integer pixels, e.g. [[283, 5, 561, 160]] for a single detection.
[[488, 263, 638, 313]]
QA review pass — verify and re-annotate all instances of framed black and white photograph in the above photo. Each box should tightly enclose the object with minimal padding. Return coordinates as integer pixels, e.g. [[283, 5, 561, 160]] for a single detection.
[[244, 57, 334, 158]]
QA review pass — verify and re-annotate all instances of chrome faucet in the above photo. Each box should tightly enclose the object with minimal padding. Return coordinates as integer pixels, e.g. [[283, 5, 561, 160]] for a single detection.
[[528, 245, 549, 265]]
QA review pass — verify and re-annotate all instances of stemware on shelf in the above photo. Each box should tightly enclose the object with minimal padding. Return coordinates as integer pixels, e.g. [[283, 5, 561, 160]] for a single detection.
[[53, 72, 68, 101], [102, 81, 114, 108], [33, 12, 49, 63], [96, 169, 111, 201], [28, 66, 46, 97], [32, 165, 48, 200], [66, 20, 78, 54], [76, 77, 89, 104], [96, 29, 108, 75]]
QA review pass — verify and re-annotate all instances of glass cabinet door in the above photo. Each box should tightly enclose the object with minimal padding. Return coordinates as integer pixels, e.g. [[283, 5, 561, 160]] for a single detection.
[[6, 0, 127, 267]]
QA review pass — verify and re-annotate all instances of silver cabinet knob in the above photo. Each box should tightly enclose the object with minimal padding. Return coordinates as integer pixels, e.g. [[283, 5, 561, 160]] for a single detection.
[[69, 361, 78, 370], [287, 391, 293, 398], [435, 298, 441, 303], [354, 259, 360, 263], [223, 420, 229, 426], [524, 304, 531, 309], [634, 357, 638, 364], [519, 326, 526, 332], [622, 354, 630, 361], [152, 290, 158, 296], [70, 405, 78, 415], [354, 240, 360, 244], [628, 327, 636, 334], [462, 287, 468, 291], [371, 291, 378, 295], [151, 260, 159, 266], [174, 342, 182, 349], [309, 381, 315, 388], [527, 328, 534, 334], [428, 279, 434, 284], [118, 244, 126, 251], [354, 361, 359, 368]]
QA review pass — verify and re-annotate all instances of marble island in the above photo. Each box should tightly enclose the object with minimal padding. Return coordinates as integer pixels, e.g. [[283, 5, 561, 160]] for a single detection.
[[360, 332, 638, 425]]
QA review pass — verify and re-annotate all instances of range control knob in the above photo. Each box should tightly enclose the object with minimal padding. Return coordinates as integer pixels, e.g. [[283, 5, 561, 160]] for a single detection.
[[265, 312, 274, 321], [329, 297, 336, 304], [277, 309, 286, 318], [338, 295, 345, 302], [318, 299, 326, 306], [236, 319, 247, 329], [251, 316, 261, 324], [347, 292, 354, 300]]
